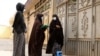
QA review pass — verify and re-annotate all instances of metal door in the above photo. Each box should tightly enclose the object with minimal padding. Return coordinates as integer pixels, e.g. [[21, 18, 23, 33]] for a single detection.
[[57, 4, 67, 54], [66, 0, 100, 56]]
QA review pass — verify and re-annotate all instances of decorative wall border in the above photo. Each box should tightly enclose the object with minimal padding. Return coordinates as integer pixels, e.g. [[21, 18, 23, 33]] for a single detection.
[[81, 11, 88, 38]]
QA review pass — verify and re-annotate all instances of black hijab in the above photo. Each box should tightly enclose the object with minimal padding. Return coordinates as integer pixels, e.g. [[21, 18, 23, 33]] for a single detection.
[[36, 14, 43, 23], [16, 3, 24, 12]]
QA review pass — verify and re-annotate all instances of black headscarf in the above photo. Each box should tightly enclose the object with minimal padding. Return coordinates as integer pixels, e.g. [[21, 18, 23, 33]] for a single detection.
[[52, 14, 60, 22], [36, 14, 43, 23], [49, 14, 62, 33], [16, 3, 24, 12]]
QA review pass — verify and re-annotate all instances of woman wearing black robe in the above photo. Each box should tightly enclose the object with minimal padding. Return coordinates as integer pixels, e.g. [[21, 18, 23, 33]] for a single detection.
[[46, 14, 64, 54], [28, 14, 48, 56], [12, 3, 26, 56]]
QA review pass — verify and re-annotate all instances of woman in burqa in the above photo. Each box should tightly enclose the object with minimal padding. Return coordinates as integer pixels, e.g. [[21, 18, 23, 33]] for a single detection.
[[12, 3, 26, 56], [28, 14, 48, 56], [46, 14, 64, 54]]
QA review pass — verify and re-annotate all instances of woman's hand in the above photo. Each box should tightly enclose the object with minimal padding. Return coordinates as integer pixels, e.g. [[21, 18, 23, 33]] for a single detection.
[[56, 25, 60, 28]]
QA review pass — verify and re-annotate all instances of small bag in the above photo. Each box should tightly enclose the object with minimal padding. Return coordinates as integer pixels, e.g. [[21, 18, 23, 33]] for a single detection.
[[56, 51, 62, 56]]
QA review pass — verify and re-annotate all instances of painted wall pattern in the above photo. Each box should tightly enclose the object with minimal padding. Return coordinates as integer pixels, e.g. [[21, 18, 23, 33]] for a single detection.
[[78, 0, 92, 38], [67, 0, 77, 38]]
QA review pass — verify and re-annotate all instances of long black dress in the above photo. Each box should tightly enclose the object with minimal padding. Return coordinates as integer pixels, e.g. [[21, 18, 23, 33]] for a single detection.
[[28, 14, 47, 56], [46, 14, 64, 54]]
